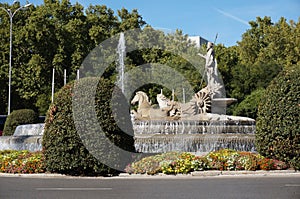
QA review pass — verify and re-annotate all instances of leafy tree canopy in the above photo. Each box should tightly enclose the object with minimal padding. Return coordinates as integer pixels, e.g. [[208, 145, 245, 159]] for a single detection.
[[0, 1, 299, 119]]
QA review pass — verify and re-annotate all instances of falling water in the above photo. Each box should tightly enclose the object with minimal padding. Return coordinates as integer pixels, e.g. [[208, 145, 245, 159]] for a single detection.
[[117, 32, 126, 94], [0, 124, 44, 151], [133, 120, 256, 153], [129, 36, 256, 153]]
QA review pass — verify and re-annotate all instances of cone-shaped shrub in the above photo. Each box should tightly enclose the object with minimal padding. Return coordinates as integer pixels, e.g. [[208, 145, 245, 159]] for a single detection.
[[43, 77, 135, 176]]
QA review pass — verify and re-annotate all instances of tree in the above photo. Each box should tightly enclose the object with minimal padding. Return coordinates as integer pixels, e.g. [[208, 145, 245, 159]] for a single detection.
[[238, 16, 300, 67], [0, 2, 33, 113], [220, 16, 300, 117], [2, 1, 297, 120], [86, 5, 118, 45], [123, 28, 205, 103], [118, 8, 146, 31], [215, 45, 239, 98], [0, 1, 147, 115], [233, 88, 265, 119]]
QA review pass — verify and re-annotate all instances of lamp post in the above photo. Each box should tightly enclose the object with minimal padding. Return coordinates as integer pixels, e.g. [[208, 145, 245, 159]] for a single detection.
[[0, 3, 32, 115]]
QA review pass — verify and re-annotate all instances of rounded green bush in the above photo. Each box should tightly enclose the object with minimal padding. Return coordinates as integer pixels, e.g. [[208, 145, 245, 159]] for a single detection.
[[256, 65, 300, 170], [42, 77, 135, 176], [233, 88, 265, 119], [3, 109, 39, 136]]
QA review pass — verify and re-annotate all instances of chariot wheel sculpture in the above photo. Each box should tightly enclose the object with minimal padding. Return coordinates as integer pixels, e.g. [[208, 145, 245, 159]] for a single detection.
[[195, 90, 211, 114]]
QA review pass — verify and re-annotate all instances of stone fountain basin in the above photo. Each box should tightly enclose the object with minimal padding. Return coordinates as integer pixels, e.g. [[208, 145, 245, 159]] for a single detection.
[[0, 136, 43, 151], [0, 123, 44, 151], [212, 98, 237, 106], [132, 117, 256, 153], [133, 117, 256, 135]]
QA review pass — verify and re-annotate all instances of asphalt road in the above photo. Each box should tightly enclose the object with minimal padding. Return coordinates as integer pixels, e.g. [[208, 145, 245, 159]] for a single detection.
[[0, 175, 299, 199]]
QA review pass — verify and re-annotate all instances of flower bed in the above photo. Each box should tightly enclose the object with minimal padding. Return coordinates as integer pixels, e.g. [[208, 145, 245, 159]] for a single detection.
[[0, 150, 45, 173], [0, 149, 290, 175], [125, 149, 289, 175]]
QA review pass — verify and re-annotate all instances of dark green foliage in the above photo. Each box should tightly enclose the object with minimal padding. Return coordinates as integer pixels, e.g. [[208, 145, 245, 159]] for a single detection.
[[233, 88, 265, 119], [256, 65, 300, 170], [216, 16, 299, 118], [3, 109, 38, 136], [229, 62, 282, 102], [0, 1, 146, 115], [43, 77, 135, 176], [1, 2, 299, 120]]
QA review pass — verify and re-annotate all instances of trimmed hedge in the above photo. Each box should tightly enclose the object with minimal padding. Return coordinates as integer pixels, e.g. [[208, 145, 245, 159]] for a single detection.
[[256, 65, 300, 170], [3, 109, 39, 136], [43, 77, 135, 176]]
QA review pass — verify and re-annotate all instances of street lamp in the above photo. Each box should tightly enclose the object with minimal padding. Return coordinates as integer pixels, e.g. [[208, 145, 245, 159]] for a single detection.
[[0, 2, 32, 115]]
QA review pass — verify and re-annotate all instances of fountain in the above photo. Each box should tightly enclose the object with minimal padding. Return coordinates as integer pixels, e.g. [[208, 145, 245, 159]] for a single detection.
[[0, 35, 255, 155], [117, 32, 126, 94], [131, 98, 256, 153], [133, 120, 256, 153], [0, 123, 44, 151], [130, 41, 256, 153]]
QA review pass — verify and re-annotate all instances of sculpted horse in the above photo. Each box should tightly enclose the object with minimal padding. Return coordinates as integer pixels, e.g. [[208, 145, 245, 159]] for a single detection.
[[131, 91, 177, 120]]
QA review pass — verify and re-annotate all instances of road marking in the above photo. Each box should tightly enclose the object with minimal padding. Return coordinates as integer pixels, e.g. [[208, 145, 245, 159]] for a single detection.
[[36, 188, 112, 191], [284, 184, 300, 187]]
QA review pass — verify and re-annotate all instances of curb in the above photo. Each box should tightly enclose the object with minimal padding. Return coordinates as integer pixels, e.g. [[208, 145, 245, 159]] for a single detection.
[[119, 170, 300, 178], [0, 170, 299, 179], [191, 170, 300, 177]]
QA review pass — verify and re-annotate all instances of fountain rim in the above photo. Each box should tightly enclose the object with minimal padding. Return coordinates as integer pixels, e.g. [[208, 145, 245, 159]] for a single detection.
[[132, 119, 255, 125]]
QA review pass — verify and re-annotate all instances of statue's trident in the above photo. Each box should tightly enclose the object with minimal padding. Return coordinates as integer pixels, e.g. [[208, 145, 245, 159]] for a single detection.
[[214, 33, 218, 44]]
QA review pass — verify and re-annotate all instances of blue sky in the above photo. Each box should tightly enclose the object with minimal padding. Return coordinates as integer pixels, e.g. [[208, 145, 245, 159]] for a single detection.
[[4, 0, 300, 46]]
